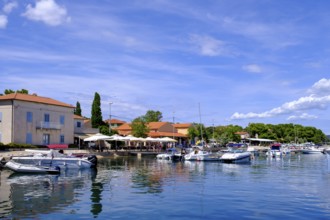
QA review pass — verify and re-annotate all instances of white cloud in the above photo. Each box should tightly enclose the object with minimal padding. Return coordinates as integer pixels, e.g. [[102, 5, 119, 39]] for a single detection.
[[307, 78, 330, 96], [22, 0, 70, 26], [0, 15, 8, 28], [230, 89, 330, 120], [3, 1, 18, 14], [242, 64, 262, 73], [190, 34, 227, 56], [287, 113, 318, 121]]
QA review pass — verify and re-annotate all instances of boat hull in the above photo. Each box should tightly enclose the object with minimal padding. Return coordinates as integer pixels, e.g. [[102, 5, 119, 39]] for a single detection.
[[11, 156, 95, 169], [5, 160, 60, 174], [220, 152, 251, 163]]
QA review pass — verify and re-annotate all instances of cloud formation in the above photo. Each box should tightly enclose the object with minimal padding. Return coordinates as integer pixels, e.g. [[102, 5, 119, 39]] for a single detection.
[[230, 78, 330, 120], [0, 1, 18, 28], [242, 64, 262, 73], [0, 15, 7, 28], [3, 1, 18, 14], [22, 0, 70, 26], [308, 78, 330, 96], [287, 113, 318, 121], [190, 34, 227, 56]]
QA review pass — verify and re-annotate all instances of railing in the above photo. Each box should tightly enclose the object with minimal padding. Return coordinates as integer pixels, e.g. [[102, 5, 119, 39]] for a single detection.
[[37, 121, 62, 130]]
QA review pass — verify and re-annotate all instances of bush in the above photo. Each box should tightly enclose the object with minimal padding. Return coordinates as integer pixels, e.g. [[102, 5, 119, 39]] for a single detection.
[[6, 143, 38, 149], [0, 142, 6, 151], [68, 143, 78, 148]]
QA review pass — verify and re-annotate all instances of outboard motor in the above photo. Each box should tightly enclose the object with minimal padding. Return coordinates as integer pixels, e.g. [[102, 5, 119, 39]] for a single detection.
[[87, 155, 98, 168]]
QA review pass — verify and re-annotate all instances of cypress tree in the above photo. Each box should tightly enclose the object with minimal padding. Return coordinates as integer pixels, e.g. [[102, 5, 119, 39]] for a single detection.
[[91, 92, 103, 128], [74, 101, 82, 116]]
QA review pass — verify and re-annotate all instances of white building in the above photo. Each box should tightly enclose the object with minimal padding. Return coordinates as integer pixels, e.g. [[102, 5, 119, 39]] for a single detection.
[[0, 93, 74, 146]]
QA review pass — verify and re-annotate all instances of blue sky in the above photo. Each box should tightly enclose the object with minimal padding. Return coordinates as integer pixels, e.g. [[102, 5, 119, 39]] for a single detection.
[[1, 0, 330, 134]]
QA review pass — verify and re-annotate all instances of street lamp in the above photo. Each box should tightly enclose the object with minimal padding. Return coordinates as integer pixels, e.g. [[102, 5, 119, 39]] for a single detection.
[[109, 102, 113, 134]]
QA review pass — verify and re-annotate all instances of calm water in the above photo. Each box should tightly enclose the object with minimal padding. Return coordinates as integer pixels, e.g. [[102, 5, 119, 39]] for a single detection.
[[1, 153, 330, 220]]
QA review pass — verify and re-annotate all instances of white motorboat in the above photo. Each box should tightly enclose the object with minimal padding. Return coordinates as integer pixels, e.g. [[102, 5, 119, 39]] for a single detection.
[[184, 149, 211, 161], [266, 144, 282, 158], [220, 148, 251, 163], [5, 160, 61, 174], [300, 146, 324, 154], [156, 148, 183, 161], [196, 152, 221, 161], [11, 149, 97, 169]]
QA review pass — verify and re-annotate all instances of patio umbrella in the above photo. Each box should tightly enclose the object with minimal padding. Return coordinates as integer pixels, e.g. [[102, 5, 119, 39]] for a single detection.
[[145, 137, 160, 142], [108, 134, 128, 151], [84, 133, 112, 141], [158, 137, 178, 142], [84, 133, 112, 151]]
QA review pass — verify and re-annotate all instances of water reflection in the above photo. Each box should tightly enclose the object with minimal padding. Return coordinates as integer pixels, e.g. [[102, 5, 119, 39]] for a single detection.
[[0, 168, 97, 219], [2, 154, 330, 219]]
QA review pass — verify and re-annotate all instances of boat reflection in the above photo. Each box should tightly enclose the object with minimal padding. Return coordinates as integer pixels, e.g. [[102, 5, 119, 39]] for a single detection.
[[0, 168, 102, 219]]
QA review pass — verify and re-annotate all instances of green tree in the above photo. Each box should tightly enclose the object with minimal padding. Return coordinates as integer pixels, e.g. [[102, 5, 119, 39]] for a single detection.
[[131, 117, 149, 137], [4, 89, 29, 94], [91, 92, 103, 128], [188, 123, 207, 144], [4, 89, 15, 94], [17, 89, 29, 94], [74, 101, 82, 116], [143, 110, 162, 122]]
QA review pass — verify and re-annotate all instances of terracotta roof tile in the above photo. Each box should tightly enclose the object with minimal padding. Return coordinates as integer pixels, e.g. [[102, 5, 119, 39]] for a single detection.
[[148, 122, 168, 129], [74, 114, 85, 119], [173, 123, 192, 128], [105, 118, 126, 124], [0, 93, 74, 108]]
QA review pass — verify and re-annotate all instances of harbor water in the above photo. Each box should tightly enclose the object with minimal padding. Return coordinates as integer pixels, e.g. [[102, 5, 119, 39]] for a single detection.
[[1, 153, 330, 219]]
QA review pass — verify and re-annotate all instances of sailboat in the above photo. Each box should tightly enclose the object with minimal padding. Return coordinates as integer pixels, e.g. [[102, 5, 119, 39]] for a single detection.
[[184, 103, 215, 161]]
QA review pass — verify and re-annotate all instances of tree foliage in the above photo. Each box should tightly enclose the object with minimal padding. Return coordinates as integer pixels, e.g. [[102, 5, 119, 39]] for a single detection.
[[3, 89, 29, 95], [143, 110, 162, 122], [91, 92, 103, 128], [74, 101, 82, 116], [245, 123, 327, 144], [131, 116, 149, 138]]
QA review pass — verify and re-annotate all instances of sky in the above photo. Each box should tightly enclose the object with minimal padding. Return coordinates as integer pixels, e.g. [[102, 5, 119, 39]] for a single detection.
[[1, 0, 330, 134]]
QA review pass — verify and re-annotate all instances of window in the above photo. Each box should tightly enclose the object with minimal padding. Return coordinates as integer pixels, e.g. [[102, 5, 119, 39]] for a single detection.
[[27, 112, 33, 123], [44, 113, 50, 128], [44, 113, 50, 122], [0, 112, 2, 122], [60, 115, 65, 125], [26, 133, 32, 144], [43, 134, 50, 145], [77, 121, 81, 128], [60, 135, 65, 144]]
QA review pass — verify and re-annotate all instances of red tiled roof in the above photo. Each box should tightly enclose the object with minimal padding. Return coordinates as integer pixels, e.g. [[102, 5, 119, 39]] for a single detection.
[[148, 131, 187, 138], [173, 123, 192, 128], [235, 132, 249, 135], [74, 114, 85, 119], [105, 118, 126, 124], [115, 123, 132, 130], [0, 93, 74, 108], [148, 122, 168, 129]]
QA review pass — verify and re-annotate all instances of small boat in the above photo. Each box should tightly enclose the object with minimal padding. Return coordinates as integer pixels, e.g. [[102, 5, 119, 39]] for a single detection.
[[184, 149, 211, 161], [196, 152, 221, 161], [301, 146, 324, 154], [11, 149, 97, 169], [156, 148, 183, 161], [266, 143, 282, 158], [220, 148, 251, 163], [5, 160, 61, 174]]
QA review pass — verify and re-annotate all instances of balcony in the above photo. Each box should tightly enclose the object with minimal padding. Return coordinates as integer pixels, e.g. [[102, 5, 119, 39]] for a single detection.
[[36, 121, 62, 130]]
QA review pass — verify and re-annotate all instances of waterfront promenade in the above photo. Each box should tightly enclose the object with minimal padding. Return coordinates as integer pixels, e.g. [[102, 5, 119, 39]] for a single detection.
[[0, 145, 285, 162]]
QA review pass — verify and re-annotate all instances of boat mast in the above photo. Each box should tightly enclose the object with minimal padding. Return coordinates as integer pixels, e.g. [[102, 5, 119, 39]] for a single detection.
[[199, 103, 204, 147]]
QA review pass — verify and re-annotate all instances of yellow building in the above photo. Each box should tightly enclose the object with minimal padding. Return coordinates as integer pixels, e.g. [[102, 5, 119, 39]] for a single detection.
[[0, 93, 74, 145]]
